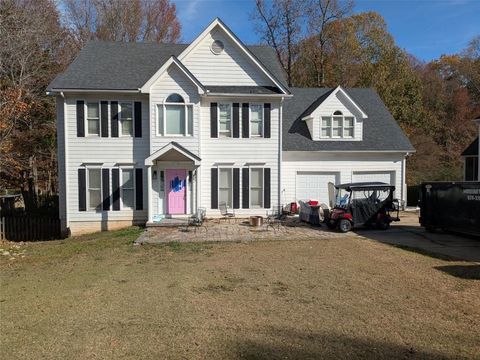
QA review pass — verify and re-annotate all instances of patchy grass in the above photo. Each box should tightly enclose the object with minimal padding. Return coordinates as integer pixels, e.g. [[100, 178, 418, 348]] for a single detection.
[[1, 227, 479, 359]]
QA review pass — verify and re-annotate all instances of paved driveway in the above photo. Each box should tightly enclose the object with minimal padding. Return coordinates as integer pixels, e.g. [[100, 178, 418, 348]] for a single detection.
[[356, 212, 480, 262]]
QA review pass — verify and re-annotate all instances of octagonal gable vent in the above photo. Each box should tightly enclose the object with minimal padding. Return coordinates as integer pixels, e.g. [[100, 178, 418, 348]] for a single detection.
[[211, 40, 224, 55]]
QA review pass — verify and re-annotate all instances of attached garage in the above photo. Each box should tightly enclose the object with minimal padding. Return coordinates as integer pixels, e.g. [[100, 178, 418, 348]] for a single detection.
[[352, 171, 395, 185], [295, 171, 340, 204]]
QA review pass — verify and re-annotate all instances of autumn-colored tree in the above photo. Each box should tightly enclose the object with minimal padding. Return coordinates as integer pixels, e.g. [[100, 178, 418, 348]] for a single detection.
[[0, 0, 71, 197], [62, 0, 181, 49]]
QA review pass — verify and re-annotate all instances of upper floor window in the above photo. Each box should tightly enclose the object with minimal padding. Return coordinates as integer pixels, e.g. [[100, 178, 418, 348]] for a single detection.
[[158, 93, 193, 136], [218, 103, 232, 137], [119, 102, 133, 136], [321, 110, 354, 139], [250, 104, 263, 137], [86, 102, 100, 136]]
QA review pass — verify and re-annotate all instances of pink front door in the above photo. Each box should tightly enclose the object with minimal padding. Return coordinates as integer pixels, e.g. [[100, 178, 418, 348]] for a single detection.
[[166, 169, 186, 214]]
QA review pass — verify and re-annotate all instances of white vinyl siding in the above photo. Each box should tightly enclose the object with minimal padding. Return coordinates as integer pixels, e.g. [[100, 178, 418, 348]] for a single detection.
[[181, 26, 275, 86], [218, 168, 233, 207], [352, 171, 395, 185]]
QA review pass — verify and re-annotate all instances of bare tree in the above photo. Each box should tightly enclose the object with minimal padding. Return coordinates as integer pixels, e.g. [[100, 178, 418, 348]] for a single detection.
[[305, 0, 353, 86], [62, 0, 181, 48], [252, 0, 306, 87]]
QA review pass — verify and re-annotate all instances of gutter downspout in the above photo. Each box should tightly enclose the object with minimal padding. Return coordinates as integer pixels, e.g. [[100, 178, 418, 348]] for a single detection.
[[279, 97, 284, 209], [60, 92, 69, 231]]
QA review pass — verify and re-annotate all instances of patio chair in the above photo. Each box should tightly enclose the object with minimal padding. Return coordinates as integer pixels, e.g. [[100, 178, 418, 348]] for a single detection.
[[219, 201, 236, 223], [265, 205, 286, 231], [185, 208, 207, 233]]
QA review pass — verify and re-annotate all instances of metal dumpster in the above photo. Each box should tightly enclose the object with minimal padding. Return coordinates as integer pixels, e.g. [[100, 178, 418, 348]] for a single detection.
[[419, 182, 480, 236]]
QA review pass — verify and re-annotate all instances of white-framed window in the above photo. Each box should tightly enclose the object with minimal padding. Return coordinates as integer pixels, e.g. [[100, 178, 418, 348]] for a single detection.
[[320, 110, 355, 139], [120, 168, 135, 210], [119, 102, 133, 136], [250, 104, 263, 137], [218, 168, 233, 207], [87, 167, 102, 210], [158, 93, 193, 136], [86, 102, 100, 136], [218, 103, 232, 137], [250, 168, 263, 208]]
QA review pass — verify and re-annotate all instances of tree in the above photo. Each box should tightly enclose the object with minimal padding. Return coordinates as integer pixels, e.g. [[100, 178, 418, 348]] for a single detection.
[[0, 0, 71, 195], [252, 0, 306, 86], [304, 0, 353, 86], [62, 0, 181, 49]]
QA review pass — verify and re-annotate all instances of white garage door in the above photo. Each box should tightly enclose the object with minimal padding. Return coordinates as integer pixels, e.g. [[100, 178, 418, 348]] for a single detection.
[[296, 172, 339, 204], [352, 171, 395, 185]]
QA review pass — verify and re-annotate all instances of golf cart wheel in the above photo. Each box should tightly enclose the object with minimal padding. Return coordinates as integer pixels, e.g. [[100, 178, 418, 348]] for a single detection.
[[337, 219, 352, 233], [377, 221, 390, 230], [326, 220, 337, 230]]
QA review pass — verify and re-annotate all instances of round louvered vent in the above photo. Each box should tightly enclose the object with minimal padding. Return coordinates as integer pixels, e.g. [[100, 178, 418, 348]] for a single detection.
[[211, 40, 224, 55]]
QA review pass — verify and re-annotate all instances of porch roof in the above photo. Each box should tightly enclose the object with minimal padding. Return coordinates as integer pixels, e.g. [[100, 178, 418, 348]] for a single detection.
[[145, 142, 201, 166]]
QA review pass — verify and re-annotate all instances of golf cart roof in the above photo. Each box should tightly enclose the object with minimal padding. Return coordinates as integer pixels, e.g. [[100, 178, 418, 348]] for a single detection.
[[335, 182, 395, 191]]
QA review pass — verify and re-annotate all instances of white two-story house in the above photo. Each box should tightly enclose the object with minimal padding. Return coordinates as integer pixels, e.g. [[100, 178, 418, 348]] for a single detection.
[[47, 18, 414, 235]]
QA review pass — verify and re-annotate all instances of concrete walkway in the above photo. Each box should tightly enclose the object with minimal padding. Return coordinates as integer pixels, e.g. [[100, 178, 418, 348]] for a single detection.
[[135, 217, 349, 244], [356, 212, 480, 262]]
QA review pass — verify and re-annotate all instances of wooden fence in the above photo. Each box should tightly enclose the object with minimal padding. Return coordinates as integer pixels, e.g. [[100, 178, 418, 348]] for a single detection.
[[0, 216, 61, 242]]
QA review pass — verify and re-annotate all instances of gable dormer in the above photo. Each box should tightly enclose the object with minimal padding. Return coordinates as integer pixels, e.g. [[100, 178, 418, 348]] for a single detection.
[[302, 86, 368, 141]]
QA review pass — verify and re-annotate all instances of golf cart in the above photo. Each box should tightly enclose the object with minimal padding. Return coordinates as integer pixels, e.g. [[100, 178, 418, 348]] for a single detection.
[[326, 182, 400, 233]]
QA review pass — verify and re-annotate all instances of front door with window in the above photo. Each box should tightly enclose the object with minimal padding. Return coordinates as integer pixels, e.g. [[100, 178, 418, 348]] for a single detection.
[[166, 169, 186, 214]]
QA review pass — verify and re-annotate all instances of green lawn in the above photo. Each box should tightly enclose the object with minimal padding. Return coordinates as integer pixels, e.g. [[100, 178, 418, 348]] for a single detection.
[[1, 227, 479, 359]]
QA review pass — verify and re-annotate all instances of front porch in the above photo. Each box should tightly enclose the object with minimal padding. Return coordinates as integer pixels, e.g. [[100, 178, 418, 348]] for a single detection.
[[145, 142, 201, 224]]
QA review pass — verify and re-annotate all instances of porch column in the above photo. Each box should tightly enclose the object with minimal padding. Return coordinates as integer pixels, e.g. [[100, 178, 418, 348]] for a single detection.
[[147, 165, 152, 223]]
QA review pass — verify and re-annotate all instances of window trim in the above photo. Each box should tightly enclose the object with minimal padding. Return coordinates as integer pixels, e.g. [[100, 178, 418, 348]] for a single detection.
[[218, 167, 233, 208], [320, 111, 355, 139], [85, 101, 101, 137], [86, 166, 102, 211], [157, 94, 194, 137], [119, 167, 136, 210], [249, 167, 264, 208], [217, 102, 233, 138], [119, 101, 134, 137], [249, 103, 264, 138]]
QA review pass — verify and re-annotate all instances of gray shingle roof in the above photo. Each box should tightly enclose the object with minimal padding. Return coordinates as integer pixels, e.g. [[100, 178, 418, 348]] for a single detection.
[[461, 137, 478, 156], [206, 85, 282, 94], [47, 41, 288, 91], [283, 88, 415, 152]]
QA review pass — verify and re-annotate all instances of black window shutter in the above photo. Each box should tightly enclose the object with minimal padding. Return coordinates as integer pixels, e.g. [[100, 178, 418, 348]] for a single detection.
[[264, 103, 271, 138], [264, 168, 271, 209], [102, 168, 110, 210], [233, 103, 240, 138], [242, 168, 249, 209], [135, 168, 143, 210], [100, 101, 109, 137], [78, 168, 86, 211], [233, 168, 240, 209], [111, 101, 119, 137], [76, 100, 85, 137], [242, 103, 249, 138], [210, 103, 218, 138], [112, 168, 120, 210], [211, 168, 218, 209], [134, 101, 142, 137]]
